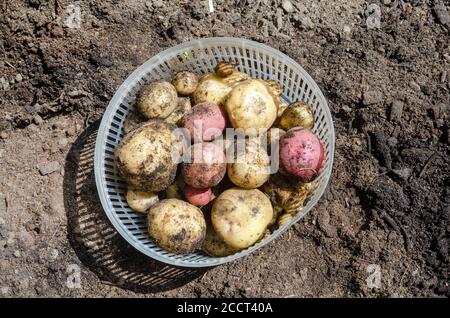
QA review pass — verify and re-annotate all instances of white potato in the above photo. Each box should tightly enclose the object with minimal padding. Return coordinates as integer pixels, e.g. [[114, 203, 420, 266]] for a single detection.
[[211, 188, 273, 249]]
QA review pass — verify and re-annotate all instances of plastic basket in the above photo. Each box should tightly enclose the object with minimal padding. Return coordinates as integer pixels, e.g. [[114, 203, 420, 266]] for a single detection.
[[94, 37, 335, 267]]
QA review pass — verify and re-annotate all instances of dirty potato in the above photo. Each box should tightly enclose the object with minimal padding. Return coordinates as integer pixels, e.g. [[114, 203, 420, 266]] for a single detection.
[[138, 81, 178, 119], [227, 140, 270, 189], [211, 188, 273, 249], [115, 121, 179, 192], [225, 79, 278, 136], [165, 97, 192, 126], [126, 188, 159, 213], [147, 199, 206, 254], [202, 218, 238, 257], [172, 71, 198, 95]]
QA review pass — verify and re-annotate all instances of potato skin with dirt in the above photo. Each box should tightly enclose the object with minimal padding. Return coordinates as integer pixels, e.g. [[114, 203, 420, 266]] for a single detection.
[[126, 189, 159, 213], [172, 71, 198, 95], [279, 128, 325, 183], [147, 199, 206, 254], [227, 141, 270, 189], [202, 220, 237, 257], [181, 102, 226, 141], [279, 102, 315, 130], [138, 81, 178, 119], [182, 142, 226, 188], [115, 121, 178, 191], [165, 97, 191, 126], [211, 188, 273, 249], [225, 79, 278, 136]]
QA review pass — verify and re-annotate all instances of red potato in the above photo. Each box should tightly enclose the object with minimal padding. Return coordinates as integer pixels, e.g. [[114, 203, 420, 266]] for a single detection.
[[181, 102, 226, 142], [279, 128, 325, 182], [184, 186, 212, 206], [182, 142, 227, 188]]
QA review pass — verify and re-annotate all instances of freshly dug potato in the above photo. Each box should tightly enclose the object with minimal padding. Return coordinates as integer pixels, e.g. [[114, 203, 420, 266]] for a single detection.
[[123, 108, 146, 134], [181, 102, 226, 141], [225, 79, 278, 136], [211, 188, 273, 249], [193, 72, 249, 106], [138, 81, 178, 119], [227, 140, 270, 189], [182, 142, 226, 188], [172, 71, 198, 95], [165, 97, 191, 126], [126, 189, 159, 213], [184, 185, 212, 206], [148, 199, 206, 254], [115, 121, 179, 191], [279, 128, 325, 183], [202, 219, 237, 257], [279, 102, 315, 130]]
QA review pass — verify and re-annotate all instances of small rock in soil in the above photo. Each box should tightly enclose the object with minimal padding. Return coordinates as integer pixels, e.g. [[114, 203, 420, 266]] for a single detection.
[[433, 3, 450, 28], [0, 131, 9, 139], [0, 77, 10, 90], [281, 0, 295, 13], [15, 74, 23, 83], [363, 90, 383, 105], [390, 100, 404, 122], [13, 250, 21, 258], [410, 80, 421, 92], [58, 138, 68, 150], [392, 167, 412, 180], [38, 161, 60, 176], [441, 70, 447, 83], [33, 115, 44, 125]]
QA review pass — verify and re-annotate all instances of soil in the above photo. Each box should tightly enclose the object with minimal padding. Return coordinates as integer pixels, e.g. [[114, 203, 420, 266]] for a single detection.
[[0, 0, 449, 298]]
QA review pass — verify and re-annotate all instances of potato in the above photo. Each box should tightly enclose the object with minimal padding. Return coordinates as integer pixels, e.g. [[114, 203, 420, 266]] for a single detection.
[[202, 218, 237, 257], [172, 71, 198, 95], [181, 102, 226, 141], [184, 185, 212, 206], [126, 189, 159, 213], [279, 102, 315, 130], [279, 128, 325, 182], [165, 97, 191, 126], [227, 140, 270, 189], [193, 72, 249, 106], [148, 199, 206, 254], [138, 81, 178, 119], [115, 121, 179, 191], [225, 79, 278, 136], [211, 188, 273, 249], [182, 142, 226, 188]]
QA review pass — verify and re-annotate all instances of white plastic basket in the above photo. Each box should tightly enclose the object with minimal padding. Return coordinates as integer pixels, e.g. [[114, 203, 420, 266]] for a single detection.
[[94, 37, 335, 267]]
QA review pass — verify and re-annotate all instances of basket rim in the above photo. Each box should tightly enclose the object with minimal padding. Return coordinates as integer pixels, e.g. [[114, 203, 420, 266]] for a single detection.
[[94, 37, 335, 268]]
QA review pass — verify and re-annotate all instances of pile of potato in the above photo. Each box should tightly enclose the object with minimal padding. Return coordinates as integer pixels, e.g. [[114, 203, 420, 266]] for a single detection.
[[115, 62, 325, 256]]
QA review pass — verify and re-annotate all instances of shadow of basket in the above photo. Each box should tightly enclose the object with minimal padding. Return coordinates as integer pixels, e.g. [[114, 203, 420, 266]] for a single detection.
[[63, 119, 206, 294]]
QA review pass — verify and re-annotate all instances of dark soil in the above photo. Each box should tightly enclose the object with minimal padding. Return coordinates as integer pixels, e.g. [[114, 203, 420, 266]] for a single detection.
[[0, 0, 448, 297]]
